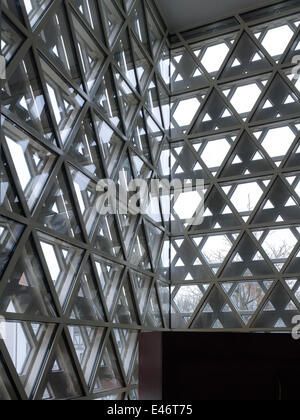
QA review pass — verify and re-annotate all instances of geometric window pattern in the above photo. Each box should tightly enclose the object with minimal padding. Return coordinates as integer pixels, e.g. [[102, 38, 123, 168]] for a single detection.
[[169, 1, 300, 333], [0, 0, 169, 400], [2, 0, 300, 401]]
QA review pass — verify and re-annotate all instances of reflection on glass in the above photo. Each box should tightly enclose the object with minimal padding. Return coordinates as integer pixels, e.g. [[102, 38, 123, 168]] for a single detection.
[[22, 0, 52, 28], [113, 329, 138, 380], [94, 255, 124, 314], [3, 118, 56, 211], [95, 69, 122, 132], [38, 231, 84, 307], [71, 13, 106, 92], [37, 170, 82, 240], [113, 277, 138, 325], [0, 238, 56, 316], [0, 151, 23, 214], [68, 326, 105, 384], [94, 116, 124, 177], [2, 51, 56, 143], [42, 335, 83, 400], [114, 31, 137, 88], [69, 260, 106, 321], [93, 214, 123, 258], [3, 321, 55, 397], [38, 5, 82, 87], [0, 217, 24, 277], [41, 58, 84, 145], [93, 338, 123, 393], [115, 72, 139, 131], [69, 166, 100, 237], [101, 0, 124, 47], [67, 113, 104, 179], [1, 16, 23, 63]]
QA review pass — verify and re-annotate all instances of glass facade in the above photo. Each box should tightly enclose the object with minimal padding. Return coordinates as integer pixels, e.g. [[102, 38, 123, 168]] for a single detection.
[[0, 0, 169, 400], [1, 0, 300, 401]]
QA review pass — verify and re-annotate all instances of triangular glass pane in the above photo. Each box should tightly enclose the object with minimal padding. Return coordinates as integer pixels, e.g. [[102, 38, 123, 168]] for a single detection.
[[253, 123, 296, 166], [22, 0, 52, 28], [66, 112, 104, 179], [114, 71, 139, 132], [94, 116, 124, 177], [144, 285, 163, 327], [38, 232, 84, 307], [93, 337, 124, 393], [124, 0, 135, 13], [222, 280, 271, 324], [93, 214, 123, 259], [194, 133, 235, 176], [37, 169, 82, 240], [101, 0, 124, 47], [94, 68, 123, 132], [0, 150, 23, 214], [93, 255, 124, 314], [192, 34, 236, 76], [113, 29, 137, 89], [2, 0, 25, 25], [113, 329, 138, 382], [222, 178, 269, 220], [191, 286, 241, 329], [38, 4, 83, 88], [253, 177, 300, 224], [251, 74, 300, 122], [253, 227, 298, 271], [1, 15, 24, 64], [71, 13, 106, 92], [171, 47, 208, 93], [69, 260, 106, 321], [192, 89, 240, 134], [40, 58, 85, 145], [221, 131, 272, 177], [194, 232, 239, 274], [221, 232, 273, 278], [70, 0, 105, 43], [3, 321, 55, 397], [3, 118, 56, 211], [0, 237, 56, 317], [172, 284, 208, 328], [131, 35, 151, 93], [113, 276, 138, 325], [69, 166, 100, 237], [253, 283, 300, 328], [130, 270, 152, 320], [171, 237, 209, 282], [0, 216, 24, 277], [253, 23, 295, 62], [68, 325, 105, 384], [221, 32, 272, 78], [2, 50, 56, 144], [190, 187, 240, 232], [171, 91, 205, 138], [117, 212, 139, 256], [130, 224, 151, 271], [40, 334, 83, 400]]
